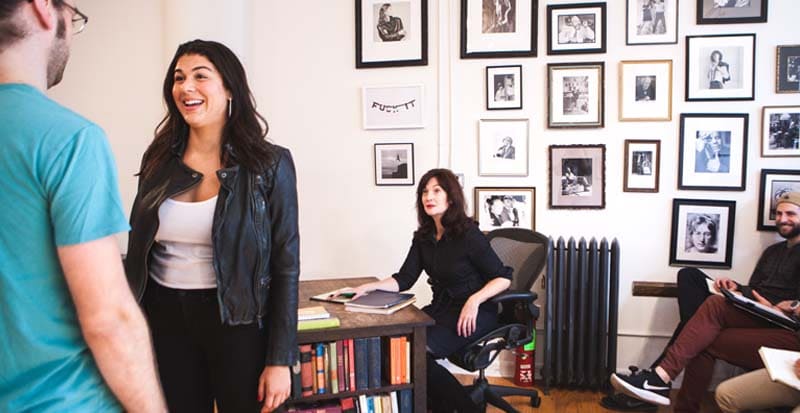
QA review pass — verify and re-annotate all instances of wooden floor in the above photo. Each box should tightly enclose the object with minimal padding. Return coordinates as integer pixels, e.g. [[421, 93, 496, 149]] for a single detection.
[[454, 375, 723, 413]]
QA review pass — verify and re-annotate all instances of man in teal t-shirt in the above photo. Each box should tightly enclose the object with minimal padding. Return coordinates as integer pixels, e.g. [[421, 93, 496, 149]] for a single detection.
[[0, 1, 165, 412]]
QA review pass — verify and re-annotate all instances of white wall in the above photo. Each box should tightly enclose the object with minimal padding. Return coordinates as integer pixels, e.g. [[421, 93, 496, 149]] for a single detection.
[[49, 0, 799, 378]]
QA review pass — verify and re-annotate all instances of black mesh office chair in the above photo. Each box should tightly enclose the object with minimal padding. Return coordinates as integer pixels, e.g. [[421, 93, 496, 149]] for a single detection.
[[447, 228, 548, 412]]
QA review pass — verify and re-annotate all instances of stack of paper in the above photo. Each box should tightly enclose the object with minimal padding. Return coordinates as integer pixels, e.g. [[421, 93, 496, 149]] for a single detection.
[[759, 346, 800, 391], [297, 306, 340, 331]]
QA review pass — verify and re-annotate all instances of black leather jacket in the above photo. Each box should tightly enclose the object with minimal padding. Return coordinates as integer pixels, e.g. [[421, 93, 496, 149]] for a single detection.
[[125, 143, 299, 366]]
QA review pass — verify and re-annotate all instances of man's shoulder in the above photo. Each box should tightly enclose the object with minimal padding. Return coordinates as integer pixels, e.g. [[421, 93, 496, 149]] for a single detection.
[[2, 84, 100, 138]]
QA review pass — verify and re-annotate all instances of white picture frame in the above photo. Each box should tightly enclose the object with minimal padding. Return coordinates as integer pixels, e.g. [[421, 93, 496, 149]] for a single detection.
[[626, 0, 678, 45], [362, 85, 424, 130], [478, 119, 529, 176], [761, 106, 800, 157]]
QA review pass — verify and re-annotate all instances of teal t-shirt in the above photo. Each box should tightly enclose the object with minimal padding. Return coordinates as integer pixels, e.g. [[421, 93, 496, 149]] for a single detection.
[[0, 84, 128, 412]]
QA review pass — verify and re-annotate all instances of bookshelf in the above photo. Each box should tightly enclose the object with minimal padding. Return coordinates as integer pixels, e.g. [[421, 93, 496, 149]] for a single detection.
[[294, 277, 434, 412]]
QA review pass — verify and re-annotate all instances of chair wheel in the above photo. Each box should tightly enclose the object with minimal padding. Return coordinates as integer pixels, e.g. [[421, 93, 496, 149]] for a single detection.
[[530, 396, 541, 407]]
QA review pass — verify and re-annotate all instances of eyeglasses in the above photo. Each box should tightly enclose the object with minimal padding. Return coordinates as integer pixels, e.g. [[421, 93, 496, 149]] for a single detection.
[[62, 3, 88, 34]]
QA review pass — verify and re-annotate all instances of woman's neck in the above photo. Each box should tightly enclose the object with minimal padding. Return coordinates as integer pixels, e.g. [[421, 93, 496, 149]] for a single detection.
[[433, 217, 445, 240], [186, 127, 223, 157]]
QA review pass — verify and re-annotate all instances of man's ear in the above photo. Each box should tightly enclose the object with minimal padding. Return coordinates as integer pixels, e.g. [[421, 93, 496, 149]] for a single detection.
[[29, 0, 58, 31]]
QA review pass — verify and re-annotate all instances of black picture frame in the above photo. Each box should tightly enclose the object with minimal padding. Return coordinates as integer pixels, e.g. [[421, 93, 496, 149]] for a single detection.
[[696, 0, 768, 24], [757, 169, 800, 231], [548, 144, 606, 209], [356, 0, 429, 68], [486, 65, 523, 110], [374, 143, 415, 186], [625, 0, 679, 46], [461, 0, 538, 59], [546, 2, 607, 55], [776, 45, 800, 94], [685, 34, 756, 102], [678, 113, 749, 191], [669, 198, 736, 269]]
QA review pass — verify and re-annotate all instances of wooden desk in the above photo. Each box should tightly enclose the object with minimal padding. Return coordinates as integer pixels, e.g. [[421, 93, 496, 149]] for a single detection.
[[297, 277, 434, 412]]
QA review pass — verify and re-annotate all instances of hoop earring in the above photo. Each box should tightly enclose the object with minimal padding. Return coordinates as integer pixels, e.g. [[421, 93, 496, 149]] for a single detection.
[[227, 98, 232, 118]]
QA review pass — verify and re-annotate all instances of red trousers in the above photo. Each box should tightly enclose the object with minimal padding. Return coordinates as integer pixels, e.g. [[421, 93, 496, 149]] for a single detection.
[[658, 295, 800, 412]]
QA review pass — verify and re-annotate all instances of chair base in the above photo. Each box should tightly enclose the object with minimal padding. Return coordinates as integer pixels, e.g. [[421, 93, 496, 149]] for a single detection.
[[464, 372, 541, 413]]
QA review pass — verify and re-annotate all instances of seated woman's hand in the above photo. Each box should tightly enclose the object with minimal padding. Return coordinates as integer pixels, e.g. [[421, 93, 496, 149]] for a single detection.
[[329, 283, 375, 300], [457, 296, 481, 338]]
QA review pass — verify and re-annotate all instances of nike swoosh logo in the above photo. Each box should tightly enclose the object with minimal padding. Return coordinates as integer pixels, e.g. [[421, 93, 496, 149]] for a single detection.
[[642, 380, 669, 391]]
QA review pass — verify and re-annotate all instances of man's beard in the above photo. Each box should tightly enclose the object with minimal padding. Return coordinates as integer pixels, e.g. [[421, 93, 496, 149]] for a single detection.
[[778, 221, 800, 240], [46, 15, 69, 89]]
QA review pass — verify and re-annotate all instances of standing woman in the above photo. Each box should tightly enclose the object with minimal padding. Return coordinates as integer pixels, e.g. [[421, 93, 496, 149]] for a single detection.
[[344, 169, 512, 413], [125, 40, 299, 413]]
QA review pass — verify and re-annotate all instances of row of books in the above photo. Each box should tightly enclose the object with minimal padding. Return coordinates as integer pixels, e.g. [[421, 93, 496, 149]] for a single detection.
[[296, 336, 411, 397], [286, 390, 413, 413]]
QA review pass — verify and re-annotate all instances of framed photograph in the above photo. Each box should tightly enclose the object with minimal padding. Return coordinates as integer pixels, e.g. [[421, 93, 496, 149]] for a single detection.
[[623, 140, 661, 193], [546, 3, 606, 55], [696, 0, 768, 24], [478, 119, 529, 176], [547, 62, 604, 128], [374, 143, 414, 186], [355, 0, 428, 68], [362, 85, 424, 129], [762, 106, 800, 157], [758, 169, 800, 230], [486, 65, 523, 110], [619, 60, 673, 121], [685, 34, 756, 101], [474, 187, 535, 232], [460, 0, 538, 59], [669, 198, 736, 269], [626, 0, 678, 45], [776, 45, 800, 93], [678, 113, 749, 191], [549, 144, 606, 209]]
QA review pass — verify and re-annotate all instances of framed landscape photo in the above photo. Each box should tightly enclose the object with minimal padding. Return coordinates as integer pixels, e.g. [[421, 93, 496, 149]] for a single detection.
[[356, 0, 428, 68], [460, 0, 538, 59], [547, 2, 606, 55], [478, 119, 529, 176], [474, 187, 535, 232], [547, 62, 604, 128], [761, 106, 800, 157], [758, 169, 800, 230], [374, 143, 414, 186], [776, 45, 800, 93], [486, 65, 523, 110], [362, 85, 424, 129], [669, 198, 736, 269], [624, 139, 661, 193], [619, 60, 673, 121], [678, 113, 749, 191], [696, 0, 768, 24], [685, 34, 755, 101], [626, 0, 678, 45], [549, 144, 606, 209]]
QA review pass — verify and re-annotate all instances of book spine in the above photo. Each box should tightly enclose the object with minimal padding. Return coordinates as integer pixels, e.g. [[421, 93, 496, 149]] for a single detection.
[[354, 338, 369, 390], [402, 336, 410, 384], [299, 344, 314, 397], [398, 388, 412, 413], [291, 359, 302, 399], [358, 394, 368, 413], [336, 340, 345, 393], [329, 341, 339, 394], [315, 343, 326, 394], [390, 391, 399, 413], [348, 338, 356, 392], [367, 336, 382, 389]]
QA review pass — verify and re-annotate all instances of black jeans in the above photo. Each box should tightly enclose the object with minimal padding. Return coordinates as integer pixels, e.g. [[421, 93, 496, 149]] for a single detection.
[[143, 281, 267, 413], [650, 267, 712, 367]]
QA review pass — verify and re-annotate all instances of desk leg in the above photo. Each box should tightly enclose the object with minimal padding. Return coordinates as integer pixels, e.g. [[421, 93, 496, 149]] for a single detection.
[[412, 325, 427, 413]]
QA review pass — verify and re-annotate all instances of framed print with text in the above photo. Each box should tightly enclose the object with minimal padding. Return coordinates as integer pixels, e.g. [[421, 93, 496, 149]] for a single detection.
[[356, 0, 428, 68], [362, 84, 424, 129], [461, 0, 538, 58]]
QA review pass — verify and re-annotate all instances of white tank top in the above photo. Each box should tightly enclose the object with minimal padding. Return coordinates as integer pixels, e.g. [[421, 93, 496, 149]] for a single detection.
[[149, 196, 218, 289]]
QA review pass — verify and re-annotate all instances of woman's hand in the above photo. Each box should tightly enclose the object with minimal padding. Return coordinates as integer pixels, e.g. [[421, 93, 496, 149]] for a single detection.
[[258, 365, 291, 412], [457, 296, 482, 337], [329, 283, 375, 300]]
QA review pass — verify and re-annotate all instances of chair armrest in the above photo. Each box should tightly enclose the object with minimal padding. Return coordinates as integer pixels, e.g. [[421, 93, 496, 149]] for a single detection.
[[490, 289, 537, 305]]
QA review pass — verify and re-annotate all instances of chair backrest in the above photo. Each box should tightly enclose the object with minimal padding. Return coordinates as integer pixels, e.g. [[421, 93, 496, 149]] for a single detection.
[[486, 228, 548, 292]]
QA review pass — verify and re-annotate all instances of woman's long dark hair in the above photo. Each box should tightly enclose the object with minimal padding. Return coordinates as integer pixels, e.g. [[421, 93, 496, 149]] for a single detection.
[[414, 169, 473, 240], [139, 39, 274, 179]]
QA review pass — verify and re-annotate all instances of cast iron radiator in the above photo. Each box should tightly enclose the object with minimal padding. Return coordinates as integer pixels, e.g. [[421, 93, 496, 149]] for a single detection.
[[541, 236, 620, 392]]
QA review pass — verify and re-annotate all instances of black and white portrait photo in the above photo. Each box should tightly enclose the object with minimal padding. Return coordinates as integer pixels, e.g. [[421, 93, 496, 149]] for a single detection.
[[373, 2, 410, 42], [694, 130, 731, 173], [557, 14, 596, 44], [478, 119, 528, 176], [713, 0, 751, 7], [482, 0, 516, 33], [684, 213, 720, 253], [374, 143, 414, 185], [474, 187, 535, 232], [562, 76, 589, 115], [493, 74, 515, 102], [636, 0, 668, 35], [493, 136, 516, 160], [701, 48, 742, 90], [635, 75, 656, 101], [561, 158, 593, 196], [768, 112, 800, 150], [632, 151, 653, 175]]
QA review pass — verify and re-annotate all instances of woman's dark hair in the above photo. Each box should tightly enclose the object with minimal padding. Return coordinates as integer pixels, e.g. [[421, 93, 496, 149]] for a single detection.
[[140, 39, 273, 179], [710, 50, 723, 62], [414, 169, 472, 239]]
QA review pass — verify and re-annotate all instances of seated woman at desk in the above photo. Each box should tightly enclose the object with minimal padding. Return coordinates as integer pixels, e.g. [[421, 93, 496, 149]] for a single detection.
[[343, 168, 512, 413]]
